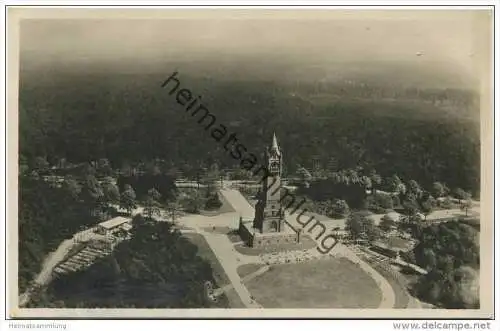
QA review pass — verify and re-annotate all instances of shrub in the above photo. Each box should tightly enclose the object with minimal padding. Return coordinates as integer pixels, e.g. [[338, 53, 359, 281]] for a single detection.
[[205, 193, 223, 210], [399, 250, 416, 264], [439, 197, 454, 209], [391, 195, 401, 208], [363, 193, 394, 214]]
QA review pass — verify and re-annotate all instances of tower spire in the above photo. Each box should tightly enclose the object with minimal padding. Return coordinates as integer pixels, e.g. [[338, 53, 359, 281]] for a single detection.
[[271, 132, 280, 154]]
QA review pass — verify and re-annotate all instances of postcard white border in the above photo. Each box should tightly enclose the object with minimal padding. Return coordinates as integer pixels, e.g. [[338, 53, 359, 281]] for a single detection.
[[4, 5, 495, 320]]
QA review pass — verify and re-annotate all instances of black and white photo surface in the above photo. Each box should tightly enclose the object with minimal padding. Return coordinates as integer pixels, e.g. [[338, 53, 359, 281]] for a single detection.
[[7, 8, 493, 319]]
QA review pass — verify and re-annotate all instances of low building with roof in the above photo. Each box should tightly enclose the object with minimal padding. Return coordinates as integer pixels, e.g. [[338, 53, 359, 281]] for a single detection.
[[370, 233, 415, 259], [95, 216, 131, 236]]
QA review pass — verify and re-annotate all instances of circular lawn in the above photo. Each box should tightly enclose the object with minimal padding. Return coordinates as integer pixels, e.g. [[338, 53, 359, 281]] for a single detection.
[[245, 257, 383, 308]]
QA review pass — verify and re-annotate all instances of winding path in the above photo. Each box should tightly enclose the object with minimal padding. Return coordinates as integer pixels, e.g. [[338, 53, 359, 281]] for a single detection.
[[200, 229, 262, 308], [20, 185, 421, 309], [205, 188, 396, 309], [332, 243, 396, 308]]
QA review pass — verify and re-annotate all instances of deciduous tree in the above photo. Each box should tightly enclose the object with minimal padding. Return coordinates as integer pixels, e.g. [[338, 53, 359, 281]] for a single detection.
[[62, 176, 82, 200], [420, 197, 435, 221], [296, 166, 313, 188], [19, 154, 29, 175], [97, 158, 113, 177], [387, 174, 402, 192], [412, 221, 479, 308], [166, 201, 182, 222], [453, 188, 471, 205], [332, 199, 350, 218], [33, 156, 49, 173], [181, 190, 205, 214], [408, 179, 423, 199], [81, 175, 104, 217], [432, 182, 446, 198], [120, 184, 137, 215], [345, 212, 378, 242], [144, 188, 162, 219], [379, 215, 396, 232], [369, 171, 382, 194], [402, 195, 420, 217], [103, 178, 120, 205]]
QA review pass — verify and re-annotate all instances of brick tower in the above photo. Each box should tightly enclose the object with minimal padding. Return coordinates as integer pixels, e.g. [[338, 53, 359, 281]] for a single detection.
[[253, 133, 285, 233]]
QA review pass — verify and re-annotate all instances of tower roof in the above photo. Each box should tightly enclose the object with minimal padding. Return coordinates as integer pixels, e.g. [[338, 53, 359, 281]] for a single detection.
[[272, 132, 279, 149], [270, 132, 281, 156]]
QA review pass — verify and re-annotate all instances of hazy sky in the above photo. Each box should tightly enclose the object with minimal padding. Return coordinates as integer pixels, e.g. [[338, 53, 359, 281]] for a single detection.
[[18, 10, 491, 86]]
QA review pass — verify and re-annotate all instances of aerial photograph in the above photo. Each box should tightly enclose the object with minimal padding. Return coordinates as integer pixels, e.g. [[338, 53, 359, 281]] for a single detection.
[[12, 9, 491, 318]]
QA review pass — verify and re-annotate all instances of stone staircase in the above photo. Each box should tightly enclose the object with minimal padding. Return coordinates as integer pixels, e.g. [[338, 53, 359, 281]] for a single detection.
[[53, 245, 110, 276]]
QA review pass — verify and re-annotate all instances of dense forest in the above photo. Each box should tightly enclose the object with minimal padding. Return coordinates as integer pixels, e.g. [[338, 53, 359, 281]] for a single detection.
[[19, 161, 227, 305], [18, 176, 100, 292], [411, 221, 480, 309], [19, 71, 480, 196]]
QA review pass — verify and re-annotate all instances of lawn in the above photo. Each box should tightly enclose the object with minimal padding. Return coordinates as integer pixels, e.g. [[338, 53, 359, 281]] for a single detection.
[[245, 257, 382, 308], [183, 233, 230, 286], [237, 263, 265, 279], [234, 236, 317, 256], [183, 233, 246, 308]]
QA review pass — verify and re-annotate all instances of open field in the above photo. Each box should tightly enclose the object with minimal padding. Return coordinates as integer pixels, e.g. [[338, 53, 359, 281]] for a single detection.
[[245, 257, 382, 308]]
